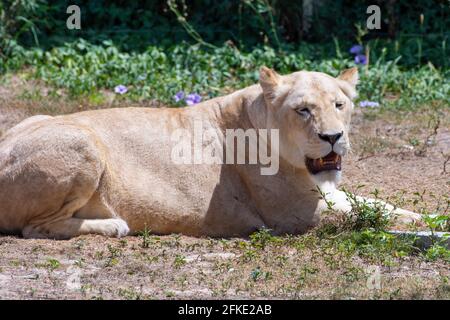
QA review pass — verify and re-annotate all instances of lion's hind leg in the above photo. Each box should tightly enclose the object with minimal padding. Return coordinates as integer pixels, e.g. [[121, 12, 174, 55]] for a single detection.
[[2, 119, 129, 239], [22, 191, 130, 239], [23, 217, 129, 239], [19, 159, 130, 239]]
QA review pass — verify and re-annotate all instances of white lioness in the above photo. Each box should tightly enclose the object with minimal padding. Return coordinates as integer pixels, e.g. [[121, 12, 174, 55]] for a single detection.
[[0, 67, 420, 239]]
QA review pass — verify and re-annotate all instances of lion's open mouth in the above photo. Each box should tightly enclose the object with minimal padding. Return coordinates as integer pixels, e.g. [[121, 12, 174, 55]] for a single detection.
[[305, 151, 342, 174]]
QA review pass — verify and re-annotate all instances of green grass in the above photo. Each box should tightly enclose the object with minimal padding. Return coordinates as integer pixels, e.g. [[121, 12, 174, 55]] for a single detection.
[[247, 191, 449, 265], [2, 39, 449, 110], [38, 258, 61, 271]]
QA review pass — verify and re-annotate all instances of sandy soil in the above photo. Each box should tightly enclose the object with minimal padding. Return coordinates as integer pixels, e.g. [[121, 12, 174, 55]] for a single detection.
[[0, 81, 448, 299]]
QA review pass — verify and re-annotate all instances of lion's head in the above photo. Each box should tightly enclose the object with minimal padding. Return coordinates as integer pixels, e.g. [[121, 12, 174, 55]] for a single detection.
[[258, 66, 358, 182]]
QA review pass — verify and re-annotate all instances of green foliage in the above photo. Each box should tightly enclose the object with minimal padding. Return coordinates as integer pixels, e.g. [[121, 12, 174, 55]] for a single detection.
[[342, 230, 415, 261], [173, 254, 187, 268], [316, 191, 415, 263], [342, 189, 390, 232], [105, 244, 121, 267], [2, 39, 448, 109], [424, 242, 450, 262], [45, 258, 61, 270], [250, 266, 272, 281], [245, 191, 448, 265], [249, 228, 278, 249], [138, 225, 152, 248], [1, 1, 448, 67], [311, 190, 450, 264], [0, 0, 44, 62], [0, 1, 448, 104], [0, 1, 44, 41], [421, 214, 450, 261], [423, 214, 449, 233]]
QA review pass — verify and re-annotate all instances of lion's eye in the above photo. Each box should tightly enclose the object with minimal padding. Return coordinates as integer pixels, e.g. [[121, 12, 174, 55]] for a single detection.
[[335, 101, 345, 109], [296, 107, 310, 117]]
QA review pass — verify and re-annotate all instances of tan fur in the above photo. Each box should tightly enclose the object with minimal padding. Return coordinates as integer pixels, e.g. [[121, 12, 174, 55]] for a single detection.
[[0, 67, 420, 239]]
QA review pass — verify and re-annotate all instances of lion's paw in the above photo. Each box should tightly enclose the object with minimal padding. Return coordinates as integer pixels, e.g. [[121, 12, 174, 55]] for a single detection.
[[392, 208, 423, 227], [103, 219, 130, 238]]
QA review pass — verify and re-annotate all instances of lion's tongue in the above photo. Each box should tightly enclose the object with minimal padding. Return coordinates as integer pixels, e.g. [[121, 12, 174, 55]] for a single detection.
[[306, 152, 341, 174]]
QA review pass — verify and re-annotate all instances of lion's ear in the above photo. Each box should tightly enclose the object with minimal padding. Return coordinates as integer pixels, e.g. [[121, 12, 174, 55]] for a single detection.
[[259, 66, 281, 102], [338, 67, 358, 89]]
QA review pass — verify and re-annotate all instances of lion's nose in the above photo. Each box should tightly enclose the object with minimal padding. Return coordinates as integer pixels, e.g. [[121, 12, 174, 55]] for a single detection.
[[318, 132, 343, 145]]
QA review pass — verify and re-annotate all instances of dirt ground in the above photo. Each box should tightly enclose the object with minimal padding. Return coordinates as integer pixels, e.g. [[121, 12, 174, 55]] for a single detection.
[[0, 76, 449, 299]]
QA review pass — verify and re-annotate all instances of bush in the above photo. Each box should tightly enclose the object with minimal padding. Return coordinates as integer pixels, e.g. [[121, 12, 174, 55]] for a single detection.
[[0, 0, 44, 57], [1, 1, 448, 67], [5, 39, 447, 109]]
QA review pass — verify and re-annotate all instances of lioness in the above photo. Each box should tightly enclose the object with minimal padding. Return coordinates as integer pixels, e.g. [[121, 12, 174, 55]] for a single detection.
[[0, 67, 420, 239]]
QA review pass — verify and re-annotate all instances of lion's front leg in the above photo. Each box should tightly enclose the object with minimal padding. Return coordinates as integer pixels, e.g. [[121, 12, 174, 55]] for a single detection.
[[327, 189, 422, 226]]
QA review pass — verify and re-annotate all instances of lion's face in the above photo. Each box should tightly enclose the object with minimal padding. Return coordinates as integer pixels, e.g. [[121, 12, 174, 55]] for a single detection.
[[259, 67, 358, 178]]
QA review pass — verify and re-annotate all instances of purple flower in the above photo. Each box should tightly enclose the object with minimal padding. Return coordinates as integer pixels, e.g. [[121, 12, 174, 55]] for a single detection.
[[173, 91, 185, 102], [354, 54, 367, 65], [359, 100, 380, 108], [349, 44, 364, 55], [114, 85, 127, 95], [185, 93, 202, 105]]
